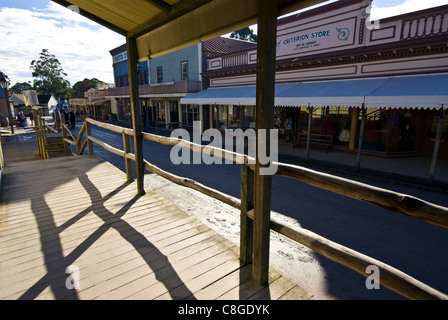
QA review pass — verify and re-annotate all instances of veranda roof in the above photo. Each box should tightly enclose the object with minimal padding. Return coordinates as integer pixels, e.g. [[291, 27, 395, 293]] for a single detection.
[[52, 0, 325, 61]]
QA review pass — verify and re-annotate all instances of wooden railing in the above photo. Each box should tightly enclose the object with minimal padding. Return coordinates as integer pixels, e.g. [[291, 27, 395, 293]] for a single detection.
[[105, 80, 202, 97], [61, 117, 448, 300], [401, 9, 448, 40], [0, 134, 4, 171], [32, 106, 59, 159]]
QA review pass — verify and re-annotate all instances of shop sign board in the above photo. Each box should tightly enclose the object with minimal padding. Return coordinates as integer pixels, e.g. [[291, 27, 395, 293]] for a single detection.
[[276, 17, 357, 58]]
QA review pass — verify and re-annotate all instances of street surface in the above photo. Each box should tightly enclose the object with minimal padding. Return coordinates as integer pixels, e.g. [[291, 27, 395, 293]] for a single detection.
[[66, 121, 448, 300]]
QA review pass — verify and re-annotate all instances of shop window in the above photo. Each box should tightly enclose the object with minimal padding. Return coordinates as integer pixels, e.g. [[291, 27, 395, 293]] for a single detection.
[[243, 106, 255, 129], [273, 108, 283, 129], [229, 105, 240, 129], [427, 110, 448, 138], [213, 105, 248, 130], [182, 104, 198, 127], [214, 105, 228, 130], [153, 101, 165, 122], [170, 101, 179, 123]]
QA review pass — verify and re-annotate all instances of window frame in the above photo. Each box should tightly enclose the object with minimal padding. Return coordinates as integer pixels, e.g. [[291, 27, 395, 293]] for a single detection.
[[181, 61, 188, 81], [157, 66, 163, 83]]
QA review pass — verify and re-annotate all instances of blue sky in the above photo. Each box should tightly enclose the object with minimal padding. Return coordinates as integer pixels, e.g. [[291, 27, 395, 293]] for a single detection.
[[1, 0, 447, 86], [2, 0, 49, 10], [0, 0, 125, 85]]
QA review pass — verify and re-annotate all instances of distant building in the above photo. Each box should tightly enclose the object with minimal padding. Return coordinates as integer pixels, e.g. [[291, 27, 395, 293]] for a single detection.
[[105, 36, 257, 129], [40, 95, 59, 116], [9, 93, 26, 116]]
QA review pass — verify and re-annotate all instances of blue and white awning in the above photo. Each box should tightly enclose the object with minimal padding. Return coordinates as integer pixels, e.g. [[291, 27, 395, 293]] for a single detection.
[[181, 73, 448, 109], [363, 73, 448, 109]]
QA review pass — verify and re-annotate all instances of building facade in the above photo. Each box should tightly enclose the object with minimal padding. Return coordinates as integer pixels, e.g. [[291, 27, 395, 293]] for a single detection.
[[182, 0, 448, 160], [105, 37, 257, 130]]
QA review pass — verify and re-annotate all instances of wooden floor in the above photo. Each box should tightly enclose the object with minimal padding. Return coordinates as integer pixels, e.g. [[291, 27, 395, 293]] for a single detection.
[[0, 152, 311, 300]]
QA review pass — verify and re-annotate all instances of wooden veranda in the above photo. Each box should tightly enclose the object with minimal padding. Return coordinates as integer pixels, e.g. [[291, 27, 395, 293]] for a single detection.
[[1, 108, 448, 300], [0, 144, 309, 300], [1, 0, 447, 301]]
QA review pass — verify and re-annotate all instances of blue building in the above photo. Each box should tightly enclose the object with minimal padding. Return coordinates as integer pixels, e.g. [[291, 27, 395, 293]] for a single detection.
[[106, 36, 256, 130]]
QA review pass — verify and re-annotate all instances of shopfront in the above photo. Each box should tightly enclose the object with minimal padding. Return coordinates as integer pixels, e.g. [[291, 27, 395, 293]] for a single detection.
[[182, 0, 448, 160], [182, 74, 448, 160]]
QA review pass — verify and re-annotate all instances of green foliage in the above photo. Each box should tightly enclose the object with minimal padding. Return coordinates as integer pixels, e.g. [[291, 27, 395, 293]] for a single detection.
[[10, 81, 33, 94], [72, 78, 105, 98], [230, 27, 257, 42], [30, 49, 72, 97]]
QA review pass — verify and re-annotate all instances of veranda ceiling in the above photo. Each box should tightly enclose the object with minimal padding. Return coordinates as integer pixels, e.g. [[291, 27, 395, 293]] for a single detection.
[[51, 0, 325, 61]]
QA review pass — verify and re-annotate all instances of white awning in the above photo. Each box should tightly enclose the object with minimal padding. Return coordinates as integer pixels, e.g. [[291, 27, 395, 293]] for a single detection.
[[181, 73, 448, 109]]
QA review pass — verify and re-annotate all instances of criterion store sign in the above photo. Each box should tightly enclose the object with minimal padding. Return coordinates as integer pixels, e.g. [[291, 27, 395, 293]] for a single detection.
[[276, 17, 357, 57]]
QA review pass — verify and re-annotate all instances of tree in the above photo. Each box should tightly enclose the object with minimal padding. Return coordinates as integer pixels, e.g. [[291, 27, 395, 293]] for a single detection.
[[10, 81, 33, 94], [30, 49, 72, 97], [230, 27, 257, 42], [72, 78, 105, 98]]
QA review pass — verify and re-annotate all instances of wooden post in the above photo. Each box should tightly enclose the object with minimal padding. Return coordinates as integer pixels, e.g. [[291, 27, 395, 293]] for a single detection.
[[2, 87, 14, 134], [60, 112, 68, 150], [38, 109, 45, 158], [306, 105, 313, 162], [355, 106, 366, 172], [164, 100, 170, 128], [209, 105, 213, 129], [123, 132, 134, 183], [41, 109, 49, 159], [86, 121, 93, 156], [127, 36, 145, 195], [349, 107, 359, 150], [429, 106, 445, 185], [240, 164, 254, 264], [253, 0, 277, 286]]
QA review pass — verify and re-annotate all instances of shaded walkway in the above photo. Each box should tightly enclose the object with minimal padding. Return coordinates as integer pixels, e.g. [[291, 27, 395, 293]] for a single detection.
[[0, 150, 310, 300]]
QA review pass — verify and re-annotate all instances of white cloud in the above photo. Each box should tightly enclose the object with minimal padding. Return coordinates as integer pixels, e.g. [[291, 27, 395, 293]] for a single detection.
[[0, 2, 125, 87], [370, 0, 448, 20]]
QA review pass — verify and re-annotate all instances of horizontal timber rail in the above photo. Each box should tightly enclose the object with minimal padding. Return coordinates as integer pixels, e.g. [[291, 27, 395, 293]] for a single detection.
[[62, 118, 448, 300]]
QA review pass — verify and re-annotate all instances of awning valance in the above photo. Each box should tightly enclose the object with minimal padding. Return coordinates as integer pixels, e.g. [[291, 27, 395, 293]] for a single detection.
[[181, 86, 257, 106], [181, 74, 448, 109], [364, 73, 448, 109]]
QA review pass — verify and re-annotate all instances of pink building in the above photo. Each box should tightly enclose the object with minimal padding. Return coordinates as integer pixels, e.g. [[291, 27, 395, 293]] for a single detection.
[[182, 0, 448, 160]]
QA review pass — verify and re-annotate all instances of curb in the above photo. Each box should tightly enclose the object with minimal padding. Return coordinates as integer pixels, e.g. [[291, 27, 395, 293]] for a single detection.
[[278, 151, 448, 194]]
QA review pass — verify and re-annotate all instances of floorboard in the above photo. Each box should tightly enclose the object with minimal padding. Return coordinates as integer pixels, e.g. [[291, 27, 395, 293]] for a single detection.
[[0, 153, 311, 300]]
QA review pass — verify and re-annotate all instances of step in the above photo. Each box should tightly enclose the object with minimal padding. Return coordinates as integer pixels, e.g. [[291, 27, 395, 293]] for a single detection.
[[47, 149, 73, 158], [46, 142, 66, 150]]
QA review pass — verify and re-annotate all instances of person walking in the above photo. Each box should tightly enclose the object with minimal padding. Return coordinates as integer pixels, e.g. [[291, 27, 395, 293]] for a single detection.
[[284, 114, 293, 142]]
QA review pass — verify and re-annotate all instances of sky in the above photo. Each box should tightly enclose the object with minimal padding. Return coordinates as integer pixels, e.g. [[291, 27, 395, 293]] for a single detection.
[[1, 0, 447, 87]]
